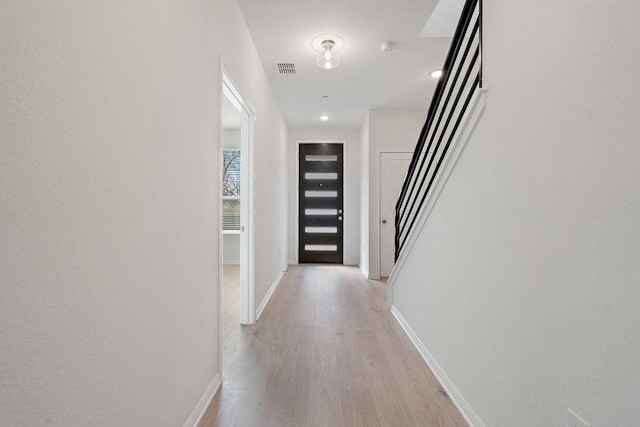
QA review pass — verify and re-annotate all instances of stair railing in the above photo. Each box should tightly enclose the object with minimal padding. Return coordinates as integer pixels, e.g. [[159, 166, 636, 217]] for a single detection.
[[394, 0, 483, 261]]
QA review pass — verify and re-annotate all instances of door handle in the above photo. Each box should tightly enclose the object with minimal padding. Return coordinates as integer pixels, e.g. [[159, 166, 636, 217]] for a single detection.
[[381, 219, 387, 224]]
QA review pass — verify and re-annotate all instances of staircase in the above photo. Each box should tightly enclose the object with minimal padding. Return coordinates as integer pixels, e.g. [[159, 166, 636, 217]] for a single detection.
[[395, 0, 483, 262]]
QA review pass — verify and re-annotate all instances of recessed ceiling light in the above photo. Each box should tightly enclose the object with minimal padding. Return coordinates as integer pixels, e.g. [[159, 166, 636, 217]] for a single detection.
[[319, 115, 329, 121], [430, 69, 443, 78]]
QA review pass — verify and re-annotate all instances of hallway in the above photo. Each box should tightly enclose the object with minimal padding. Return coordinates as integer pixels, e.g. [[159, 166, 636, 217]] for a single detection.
[[200, 265, 466, 426]]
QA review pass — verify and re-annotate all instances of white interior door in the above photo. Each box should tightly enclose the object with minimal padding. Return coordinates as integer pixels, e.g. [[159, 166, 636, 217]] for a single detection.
[[380, 152, 413, 277]]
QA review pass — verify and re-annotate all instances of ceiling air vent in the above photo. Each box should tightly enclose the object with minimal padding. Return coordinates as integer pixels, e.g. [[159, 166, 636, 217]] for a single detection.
[[276, 62, 296, 75]]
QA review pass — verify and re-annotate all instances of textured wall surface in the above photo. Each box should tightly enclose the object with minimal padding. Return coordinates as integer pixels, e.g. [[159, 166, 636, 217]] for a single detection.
[[216, 0, 289, 311], [392, 1, 640, 426], [223, 234, 240, 264], [359, 115, 370, 277], [0, 0, 287, 425], [366, 110, 426, 278], [287, 128, 361, 265]]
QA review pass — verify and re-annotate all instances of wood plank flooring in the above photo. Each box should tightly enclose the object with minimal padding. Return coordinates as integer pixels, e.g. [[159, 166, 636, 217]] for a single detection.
[[200, 265, 467, 427], [223, 265, 242, 373]]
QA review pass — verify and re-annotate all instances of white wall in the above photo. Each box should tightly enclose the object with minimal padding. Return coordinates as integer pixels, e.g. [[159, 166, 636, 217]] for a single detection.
[[0, 1, 287, 425], [218, 8, 288, 313], [223, 234, 240, 264], [287, 128, 361, 266], [392, 2, 640, 426], [222, 129, 241, 149], [366, 110, 426, 279], [250, 94, 288, 310], [358, 116, 370, 277]]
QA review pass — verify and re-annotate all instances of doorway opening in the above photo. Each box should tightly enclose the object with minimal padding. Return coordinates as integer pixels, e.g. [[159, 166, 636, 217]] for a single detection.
[[220, 71, 255, 377]]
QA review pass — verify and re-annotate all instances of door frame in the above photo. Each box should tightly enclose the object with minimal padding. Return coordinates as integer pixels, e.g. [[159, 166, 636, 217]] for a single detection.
[[375, 149, 413, 279], [294, 140, 346, 264], [378, 151, 414, 277], [218, 65, 256, 376]]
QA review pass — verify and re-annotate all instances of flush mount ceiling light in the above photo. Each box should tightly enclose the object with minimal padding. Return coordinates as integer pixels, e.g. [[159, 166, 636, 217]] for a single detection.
[[380, 41, 395, 52], [319, 114, 329, 121], [430, 69, 443, 78], [317, 40, 340, 69], [312, 34, 344, 70]]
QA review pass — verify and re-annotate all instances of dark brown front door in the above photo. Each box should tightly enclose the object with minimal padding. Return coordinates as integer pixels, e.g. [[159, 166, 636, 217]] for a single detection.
[[298, 143, 343, 264]]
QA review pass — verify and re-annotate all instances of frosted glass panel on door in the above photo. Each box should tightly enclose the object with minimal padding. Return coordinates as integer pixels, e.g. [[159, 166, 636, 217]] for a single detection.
[[305, 191, 338, 198], [305, 209, 337, 216], [305, 227, 338, 234], [305, 155, 338, 162], [305, 172, 338, 180], [304, 245, 338, 251]]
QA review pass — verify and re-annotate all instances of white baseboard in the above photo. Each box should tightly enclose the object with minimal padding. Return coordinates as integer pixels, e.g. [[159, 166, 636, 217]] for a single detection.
[[287, 259, 297, 265], [183, 373, 221, 427], [344, 257, 359, 266], [359, 264, 369, 278], [256, 269, 285, 320], [223, 261, 240, 265], [390, 306, 484, 427]]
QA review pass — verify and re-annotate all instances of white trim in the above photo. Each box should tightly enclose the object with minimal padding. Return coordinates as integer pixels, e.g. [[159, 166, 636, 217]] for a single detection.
[[218, 60, 257, 383], [287, 259, 297, 265], [359, 264, 369, 279], [217, 58, 225, 387], [294, 140, 347, 265], [222, 68, 256, 326], [387, 89, 487, 299], [367, 147, 415, 279], [377, 150, 414, 278], [183, 374, 221, 427], [223, 261, 240, 265], [390, 307, 485, 427], [255, 268, 285, 320], [386, 272, 394, 307]]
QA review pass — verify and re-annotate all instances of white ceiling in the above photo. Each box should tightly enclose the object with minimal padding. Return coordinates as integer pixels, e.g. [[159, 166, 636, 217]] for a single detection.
[[237, 0, 460, 130], [421, 0, 465, 37]]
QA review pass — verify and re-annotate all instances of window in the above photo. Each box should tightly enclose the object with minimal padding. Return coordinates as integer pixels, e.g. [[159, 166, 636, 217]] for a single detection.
[[222, 149, 240, 231]]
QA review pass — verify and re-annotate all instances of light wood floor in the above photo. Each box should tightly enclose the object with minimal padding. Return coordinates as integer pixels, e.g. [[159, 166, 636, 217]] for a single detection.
[[201, 265, 467, 427], [223, 265, 242, 373]]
